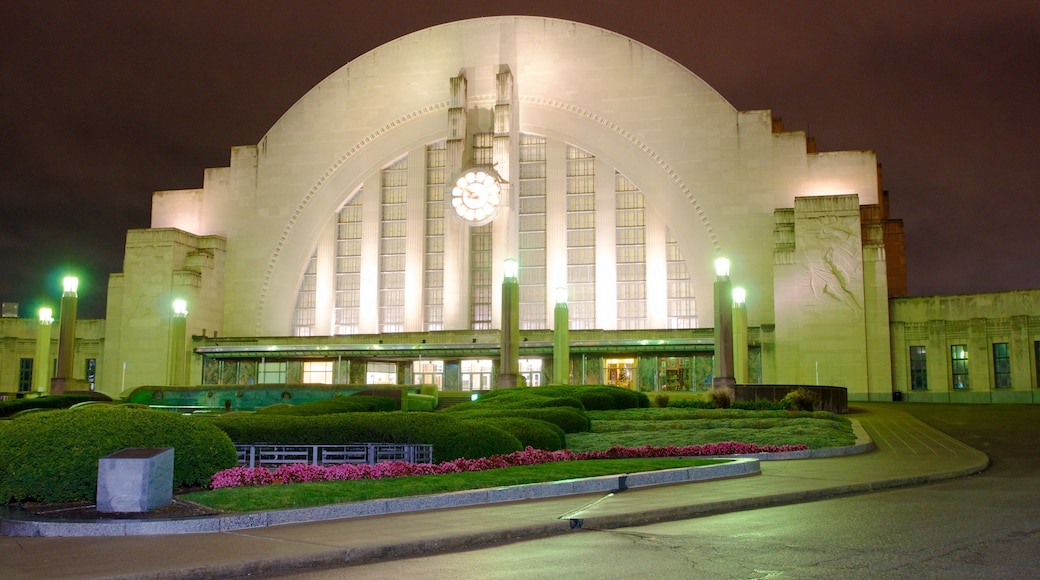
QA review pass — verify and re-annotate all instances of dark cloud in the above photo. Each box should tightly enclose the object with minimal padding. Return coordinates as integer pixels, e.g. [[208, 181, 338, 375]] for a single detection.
[[2, 0, 1038, 317]]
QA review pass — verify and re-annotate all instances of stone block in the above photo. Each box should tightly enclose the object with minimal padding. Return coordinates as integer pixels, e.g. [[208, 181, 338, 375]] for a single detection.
[[96, 448, 174, 513]]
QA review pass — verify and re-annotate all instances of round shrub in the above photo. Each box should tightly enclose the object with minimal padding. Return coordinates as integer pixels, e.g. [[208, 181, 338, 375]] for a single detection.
[[781, 388, 819, 412], [464, 417, 566, 451], [0, 407, 238, 503], [208, 412, 522, 462]]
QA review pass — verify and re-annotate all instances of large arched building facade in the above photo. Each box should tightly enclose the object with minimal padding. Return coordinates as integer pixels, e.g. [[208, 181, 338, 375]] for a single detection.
[[102, 16, 906, 400]]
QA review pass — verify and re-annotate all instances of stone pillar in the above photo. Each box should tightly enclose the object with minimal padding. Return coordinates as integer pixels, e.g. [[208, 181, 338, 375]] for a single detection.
[[732, 288, 748, 384], [168, 300, 188, 386], [712, 259, 734, 391], [52, 276, 78, 395], [553, 287, 570, 384], [498, 259, 520, 388], [33, 308, 54, 393]]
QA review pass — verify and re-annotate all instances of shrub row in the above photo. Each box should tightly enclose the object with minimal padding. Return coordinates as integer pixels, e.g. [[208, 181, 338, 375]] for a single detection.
[[445, 385, 648, 413], [256, 396, 396, 416], [0, 406, 238, 503], [0, 394, 112, 418], [461, 417, 566, 451], [443, 407, 591, 434], [207, 412, 523, 463]]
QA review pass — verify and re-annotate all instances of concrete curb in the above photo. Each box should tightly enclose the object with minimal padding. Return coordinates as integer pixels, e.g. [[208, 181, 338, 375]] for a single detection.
[[0, 458, 762, 537]]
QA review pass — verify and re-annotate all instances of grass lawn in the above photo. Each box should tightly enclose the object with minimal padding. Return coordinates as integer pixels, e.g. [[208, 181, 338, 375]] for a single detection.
[[181, 458, 725, 512], [567, 408, 856, 451]]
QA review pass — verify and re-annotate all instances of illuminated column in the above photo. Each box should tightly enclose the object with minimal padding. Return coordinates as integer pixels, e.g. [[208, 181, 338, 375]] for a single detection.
[[712, 259, 735, 390], [168, 299, 188, 386], [553, 286, 570, 384], [33, 307, 54, 393], [732, 287, 748, 384], [52, 276, 78, 395], [498, 258, 520, 388]]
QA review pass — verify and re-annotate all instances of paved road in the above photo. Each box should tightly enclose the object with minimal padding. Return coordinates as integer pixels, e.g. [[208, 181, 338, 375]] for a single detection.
[[261, 404, 1040, 579]]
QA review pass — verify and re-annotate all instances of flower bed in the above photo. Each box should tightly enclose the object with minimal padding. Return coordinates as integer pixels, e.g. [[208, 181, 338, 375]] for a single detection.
[[210, 441, 807, 489]]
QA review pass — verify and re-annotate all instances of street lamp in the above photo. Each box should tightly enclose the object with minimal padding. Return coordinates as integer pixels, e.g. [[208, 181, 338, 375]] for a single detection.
[[499, 259, 520, 388], [732, 287, 748, 384], [553, 286, 570, 384], [52, 276, 79, 395], [33, 307, 54, 393], [712, 259, 735, 391]]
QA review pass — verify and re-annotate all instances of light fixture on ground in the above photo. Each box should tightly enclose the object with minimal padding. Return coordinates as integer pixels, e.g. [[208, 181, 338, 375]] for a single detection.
[[553, 286, 570, 384], [169, 299, 189, 386], [51, 276, 79, 395], [712, 258, 735, 391], [732, 287, 748, 384], [33, 307, 54, 393], [498, 258, 520, 388]]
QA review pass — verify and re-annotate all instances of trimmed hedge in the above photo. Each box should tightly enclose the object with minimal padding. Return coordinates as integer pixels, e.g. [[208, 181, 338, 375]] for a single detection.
[[207, 412, 523, 462], [256, 396, 396, 415], [459, 385, 648, 411], [0, 407, 238, 503], [0, 393, 112, 419], [440, 407, 591, 434], [464, 417, 566, 451]]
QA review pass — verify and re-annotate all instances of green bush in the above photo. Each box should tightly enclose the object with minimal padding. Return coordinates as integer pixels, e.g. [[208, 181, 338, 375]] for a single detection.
[[256, 396, 395, 415], [668, 398, 714, 409], [441, 407, 591, 434], [0, 407, 238, 503], [708, 390, 732, 409], [208, 412, 522, 462], [447, 385, 648, 412], [781, 388, 819, 412], [732, 399, 788, 411], [0, 394, 112, 419], [536, 385, 650, 410], [462, 417, 566, 451]]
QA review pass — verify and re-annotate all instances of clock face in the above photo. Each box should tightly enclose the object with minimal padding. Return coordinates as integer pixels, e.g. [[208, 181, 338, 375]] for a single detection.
[[451, 169, 501, 224]]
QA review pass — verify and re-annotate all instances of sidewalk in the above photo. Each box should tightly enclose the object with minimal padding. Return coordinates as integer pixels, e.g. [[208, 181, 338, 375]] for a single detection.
[[1, 404, 989, 580]]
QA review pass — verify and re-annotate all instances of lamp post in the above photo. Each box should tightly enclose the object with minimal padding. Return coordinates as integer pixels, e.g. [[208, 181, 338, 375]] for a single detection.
[[553, 286, 570, 384], [498, 258, 520, 388], [732, 287, 748, 384], [33, 307, 54, 393], [52, 276, 78, 395], [712, 258, 735, 391], [169, 299, 188, 386]]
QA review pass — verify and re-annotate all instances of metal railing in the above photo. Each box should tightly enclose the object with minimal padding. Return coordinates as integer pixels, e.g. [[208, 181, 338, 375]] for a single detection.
[[234, 443, 433, 468]]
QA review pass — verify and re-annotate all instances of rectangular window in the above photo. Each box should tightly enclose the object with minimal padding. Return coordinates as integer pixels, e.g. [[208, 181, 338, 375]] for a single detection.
[[366, 362, 397, 385], [302, 361, 334, 385], [604, 358, 635, 390], [258, 361, 287, 384], [951, 345, 969, 389], [413, 359, 444, 389], [461, 359, 494, 391], [519, 359, 543, 387], [18, 358, 33, 392], [993, 343, 1011, 388], [909, 346, 927, 390]]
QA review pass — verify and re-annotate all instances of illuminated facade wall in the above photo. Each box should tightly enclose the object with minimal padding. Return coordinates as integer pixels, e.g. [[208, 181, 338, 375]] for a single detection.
[[101, 16, 903, 400]]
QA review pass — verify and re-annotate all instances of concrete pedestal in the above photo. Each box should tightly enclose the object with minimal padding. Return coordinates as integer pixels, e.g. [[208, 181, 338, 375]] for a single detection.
[[96, 448, 174, 513]]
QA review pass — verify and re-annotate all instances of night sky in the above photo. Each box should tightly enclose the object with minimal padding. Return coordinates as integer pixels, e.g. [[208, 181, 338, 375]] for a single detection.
[[2, 1, 1038, 318]]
